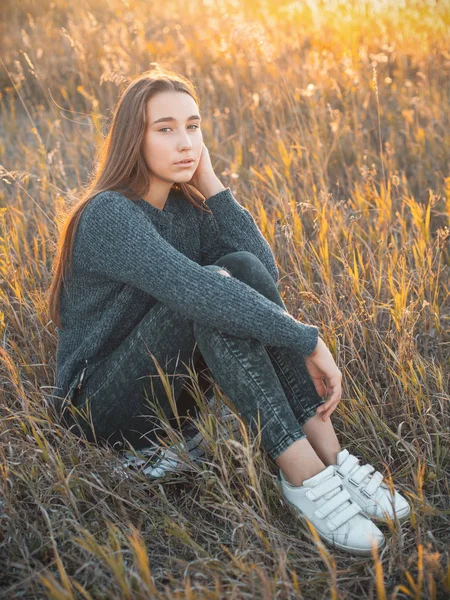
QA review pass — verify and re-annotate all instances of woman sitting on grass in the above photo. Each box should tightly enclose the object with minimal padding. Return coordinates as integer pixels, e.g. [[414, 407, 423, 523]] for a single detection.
[[47, 68, 410, 557]]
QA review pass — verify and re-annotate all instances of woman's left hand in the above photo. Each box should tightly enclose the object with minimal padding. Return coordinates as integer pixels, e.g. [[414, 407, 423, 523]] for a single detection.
[[187, 143, 220, 196], [304, 337, 343, 421]]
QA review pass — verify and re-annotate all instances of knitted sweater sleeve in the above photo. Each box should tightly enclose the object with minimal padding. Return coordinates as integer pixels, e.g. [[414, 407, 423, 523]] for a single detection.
[[77, 191, 319, 356], [200, 187, 279, 283]]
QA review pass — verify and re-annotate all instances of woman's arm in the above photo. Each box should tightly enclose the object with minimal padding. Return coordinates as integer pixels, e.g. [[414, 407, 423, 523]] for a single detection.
[[200, 187, 279, 283], [76, 191, 319, 356]]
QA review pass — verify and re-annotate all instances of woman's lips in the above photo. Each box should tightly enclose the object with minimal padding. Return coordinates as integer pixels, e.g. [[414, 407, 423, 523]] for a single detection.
[[175, 159, 194, 166]]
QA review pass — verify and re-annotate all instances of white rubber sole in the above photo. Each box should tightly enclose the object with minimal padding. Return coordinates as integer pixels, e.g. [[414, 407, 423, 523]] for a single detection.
[[276, 480, 386, 557]]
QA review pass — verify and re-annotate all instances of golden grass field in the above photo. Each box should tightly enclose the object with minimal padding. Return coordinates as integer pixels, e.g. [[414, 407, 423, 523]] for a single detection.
[[0, 0, 449, 597]]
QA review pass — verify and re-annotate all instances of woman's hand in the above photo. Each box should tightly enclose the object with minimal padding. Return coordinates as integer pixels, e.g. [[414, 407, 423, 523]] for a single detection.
[[304, 337, 342, 421], [187, 143, 224, 198]]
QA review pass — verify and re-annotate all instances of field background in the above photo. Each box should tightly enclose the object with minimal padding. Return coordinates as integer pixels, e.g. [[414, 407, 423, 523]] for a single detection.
[[0, 0, 449, 598]]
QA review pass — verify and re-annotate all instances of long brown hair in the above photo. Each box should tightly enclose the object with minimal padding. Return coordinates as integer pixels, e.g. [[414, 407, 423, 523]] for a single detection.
[[47, 68, 212, 330]]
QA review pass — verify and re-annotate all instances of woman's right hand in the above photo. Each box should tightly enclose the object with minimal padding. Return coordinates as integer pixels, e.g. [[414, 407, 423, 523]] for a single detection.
[[304, 337, 342, 421]]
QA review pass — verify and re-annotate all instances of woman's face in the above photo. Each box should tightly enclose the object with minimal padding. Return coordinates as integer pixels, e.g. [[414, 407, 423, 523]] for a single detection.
[[142, 90, 203, 185]]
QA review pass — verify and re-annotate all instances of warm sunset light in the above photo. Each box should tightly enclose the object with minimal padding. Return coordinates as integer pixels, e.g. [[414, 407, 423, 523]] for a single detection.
[[1, 0, 448, 597]]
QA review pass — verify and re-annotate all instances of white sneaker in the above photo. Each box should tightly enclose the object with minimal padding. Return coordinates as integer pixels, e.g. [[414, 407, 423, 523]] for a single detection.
[[116, 430, 206, 481], [277, 465, 386, 556], [142, 440, 202, 479], [334, 449, 411, 522], [116, 397, 241, 480]]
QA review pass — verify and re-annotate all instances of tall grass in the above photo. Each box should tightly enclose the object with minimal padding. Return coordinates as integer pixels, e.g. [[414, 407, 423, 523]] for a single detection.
[[0, 0, 449, 597]]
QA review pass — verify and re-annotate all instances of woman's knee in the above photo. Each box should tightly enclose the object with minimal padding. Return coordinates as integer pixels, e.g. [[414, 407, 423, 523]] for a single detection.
[[216, 268, 232, 277], [214, 251, 273, 284], [202, 264, 233, 277], [211, 251, 284, 308]]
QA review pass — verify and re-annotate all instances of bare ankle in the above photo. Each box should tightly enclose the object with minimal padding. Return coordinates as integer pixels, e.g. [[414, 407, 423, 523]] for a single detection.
[[302, 413, 342, 465], [275, 437, 326, 487]]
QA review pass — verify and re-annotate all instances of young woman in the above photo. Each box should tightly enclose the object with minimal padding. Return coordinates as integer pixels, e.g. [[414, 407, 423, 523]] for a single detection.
[[47, 69, 410, 556]]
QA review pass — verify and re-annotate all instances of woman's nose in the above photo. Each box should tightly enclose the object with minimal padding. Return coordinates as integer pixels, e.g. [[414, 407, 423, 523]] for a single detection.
[[178, 141, 192, 151], [178, 132, 193, 149]]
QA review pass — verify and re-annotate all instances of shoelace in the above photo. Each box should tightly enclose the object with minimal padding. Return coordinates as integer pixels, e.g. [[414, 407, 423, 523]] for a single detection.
[[336, 454, 385, 497], [306, 474, 362, 531]]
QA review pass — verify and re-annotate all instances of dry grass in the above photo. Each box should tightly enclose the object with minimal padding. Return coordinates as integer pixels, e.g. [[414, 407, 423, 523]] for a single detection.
[[0, 0, 449, 597]]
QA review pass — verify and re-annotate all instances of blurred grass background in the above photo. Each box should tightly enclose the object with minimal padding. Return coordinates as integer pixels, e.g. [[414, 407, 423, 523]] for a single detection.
[[0, 0, 449, 597]]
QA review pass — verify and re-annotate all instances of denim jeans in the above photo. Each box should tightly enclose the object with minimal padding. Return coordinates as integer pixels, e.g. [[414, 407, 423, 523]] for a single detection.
[[62, 251, 325, 460]]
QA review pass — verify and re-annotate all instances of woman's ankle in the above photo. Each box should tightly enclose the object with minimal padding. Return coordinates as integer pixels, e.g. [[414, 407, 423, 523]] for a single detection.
[[302, 413, 342, 465], [275, 437, 326, 487]]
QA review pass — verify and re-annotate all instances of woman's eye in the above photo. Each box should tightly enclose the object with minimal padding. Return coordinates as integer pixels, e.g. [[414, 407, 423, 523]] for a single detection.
[[159, 125, 200, 132]]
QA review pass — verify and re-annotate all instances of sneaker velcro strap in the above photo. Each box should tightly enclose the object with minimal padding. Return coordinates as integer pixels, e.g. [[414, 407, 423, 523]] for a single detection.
[[336, 454, 359, 477], [314, 488, 351, 519], [306, 475, 343, 500], [348, 463, 375, 486], [328, 501, 362, 531], [154, 448, 180, 468], [362, 470, 384, 497]]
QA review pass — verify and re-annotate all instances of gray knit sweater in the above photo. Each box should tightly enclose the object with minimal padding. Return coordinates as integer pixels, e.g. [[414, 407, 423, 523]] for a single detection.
[[51, 186, 319, 407]]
